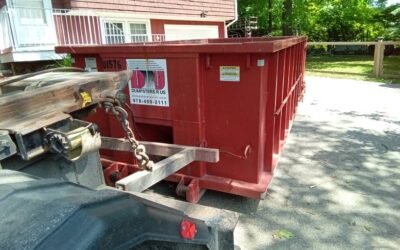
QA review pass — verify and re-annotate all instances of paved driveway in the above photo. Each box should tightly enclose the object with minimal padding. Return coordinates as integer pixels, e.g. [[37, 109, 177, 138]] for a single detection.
[[198, 76, 400, 249]]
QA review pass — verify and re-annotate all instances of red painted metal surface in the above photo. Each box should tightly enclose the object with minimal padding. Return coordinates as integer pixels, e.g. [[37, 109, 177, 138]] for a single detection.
[[180, 220, 197, 240], [56, 37, 307, 202]]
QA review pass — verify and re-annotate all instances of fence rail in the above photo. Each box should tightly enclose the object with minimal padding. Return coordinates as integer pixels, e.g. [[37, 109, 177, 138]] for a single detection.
[[0, 6, 168, 51], [307, 41, 400, 77]]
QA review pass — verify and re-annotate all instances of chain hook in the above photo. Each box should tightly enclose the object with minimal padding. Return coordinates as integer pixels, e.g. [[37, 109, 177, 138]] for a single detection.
[[102, 100, 153, 171]]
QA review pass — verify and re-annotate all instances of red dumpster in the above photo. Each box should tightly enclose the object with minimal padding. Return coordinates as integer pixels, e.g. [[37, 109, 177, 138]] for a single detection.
[[56, 37, 307, 202]]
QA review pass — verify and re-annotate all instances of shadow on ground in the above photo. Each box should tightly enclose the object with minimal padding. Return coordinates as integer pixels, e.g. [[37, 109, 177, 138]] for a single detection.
[[204, 76, 400, 249], [148, 76, 400, 249]]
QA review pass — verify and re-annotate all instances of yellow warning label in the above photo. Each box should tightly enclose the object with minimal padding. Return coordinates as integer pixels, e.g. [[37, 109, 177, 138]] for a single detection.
[[220, 66, 240, 82], [80, 91, 92, 107]]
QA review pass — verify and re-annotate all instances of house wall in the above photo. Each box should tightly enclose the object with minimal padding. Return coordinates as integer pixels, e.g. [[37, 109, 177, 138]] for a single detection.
[[151, 19, 225, 38], [51, 0, 70, 9], [68, 0, 235, 20], [53, 16, 224, 46]]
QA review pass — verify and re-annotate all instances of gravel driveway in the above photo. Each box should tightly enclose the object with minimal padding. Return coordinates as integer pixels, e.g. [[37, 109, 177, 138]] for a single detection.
[[198, 76, 400, 249]]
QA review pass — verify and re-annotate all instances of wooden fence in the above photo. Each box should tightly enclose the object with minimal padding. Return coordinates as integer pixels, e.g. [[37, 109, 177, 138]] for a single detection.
[[307, 41, 400, 77]]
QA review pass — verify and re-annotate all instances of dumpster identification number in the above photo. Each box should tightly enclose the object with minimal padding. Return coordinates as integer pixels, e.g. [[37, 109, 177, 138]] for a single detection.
[[220, 66, 240, 82], [127, 59, 169, 107]]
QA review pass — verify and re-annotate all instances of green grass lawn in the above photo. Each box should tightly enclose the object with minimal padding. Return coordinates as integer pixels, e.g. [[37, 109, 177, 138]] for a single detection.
[[306, 55, 400, 83]]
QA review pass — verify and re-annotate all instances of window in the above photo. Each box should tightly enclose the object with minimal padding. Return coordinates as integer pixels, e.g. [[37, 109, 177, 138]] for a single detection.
[[104, 22, 125, 44], [103, 20, 149, 44], [12, 0, 46, 25], [130, 23, 148, 43]]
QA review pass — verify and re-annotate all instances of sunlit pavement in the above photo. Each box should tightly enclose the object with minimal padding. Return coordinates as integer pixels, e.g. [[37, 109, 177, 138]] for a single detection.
[[198, 76, 400, 249]]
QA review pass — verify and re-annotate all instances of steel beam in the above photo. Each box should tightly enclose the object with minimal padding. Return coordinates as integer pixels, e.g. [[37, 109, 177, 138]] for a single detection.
[[101, 137, 219, 162], [100, 137, 219, 192]]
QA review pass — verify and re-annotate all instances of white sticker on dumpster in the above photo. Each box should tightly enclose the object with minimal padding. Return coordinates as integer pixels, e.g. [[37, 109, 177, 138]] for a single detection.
[[85, 57, 97, 72], [220, 66, 240, 82], [127, 59, 169, 107]]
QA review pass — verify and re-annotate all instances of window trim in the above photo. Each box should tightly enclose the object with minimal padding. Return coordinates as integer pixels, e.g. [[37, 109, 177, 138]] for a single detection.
[[101, 18, 151, 44], [104, 21, 125, 44]]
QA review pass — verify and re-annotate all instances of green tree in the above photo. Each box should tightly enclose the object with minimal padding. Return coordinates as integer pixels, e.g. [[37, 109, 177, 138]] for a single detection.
[[268, 0, 273, 33], [377, 4, 400, 39], [282, 0, 293, 35], [238, 0, 284, 35], [237, 0, 397, 41]]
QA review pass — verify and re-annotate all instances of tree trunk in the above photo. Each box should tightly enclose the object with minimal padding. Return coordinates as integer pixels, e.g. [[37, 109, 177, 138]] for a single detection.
[[282, 0, 293, 35], [268, 0, 273, 33]]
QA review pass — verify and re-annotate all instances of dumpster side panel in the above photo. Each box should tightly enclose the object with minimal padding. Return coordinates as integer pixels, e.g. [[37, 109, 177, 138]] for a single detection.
[[168, 55, 202, 123], [202, 54, 264, 183], [61, 37, 307, 201], [263, 52, 279, 173], [166, 56, 205, 178]]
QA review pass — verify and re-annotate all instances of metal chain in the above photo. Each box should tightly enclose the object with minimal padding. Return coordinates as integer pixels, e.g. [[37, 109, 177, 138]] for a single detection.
[[103, 100, 153, 171]]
